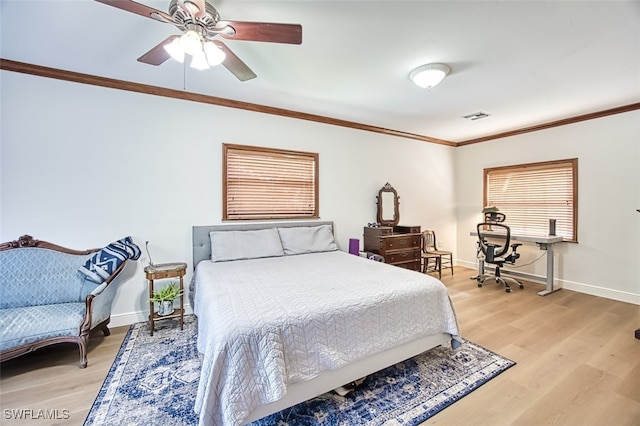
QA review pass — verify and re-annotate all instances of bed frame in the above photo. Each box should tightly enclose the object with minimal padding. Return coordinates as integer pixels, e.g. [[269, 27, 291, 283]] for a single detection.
[[192, 221, 453, 424]]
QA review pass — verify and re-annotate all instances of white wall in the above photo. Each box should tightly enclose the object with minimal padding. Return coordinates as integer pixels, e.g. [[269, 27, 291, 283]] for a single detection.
[[455, 110, 640, 304], [0, 71, 458, 326], [3, 71, 637, 326]]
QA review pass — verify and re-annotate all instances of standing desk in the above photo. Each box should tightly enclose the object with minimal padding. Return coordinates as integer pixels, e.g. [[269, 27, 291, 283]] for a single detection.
[[470, 231, 565, 296]]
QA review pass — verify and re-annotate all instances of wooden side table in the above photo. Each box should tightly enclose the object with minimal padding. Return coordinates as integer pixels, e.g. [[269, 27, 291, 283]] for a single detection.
[[144, 262, 187, 336]]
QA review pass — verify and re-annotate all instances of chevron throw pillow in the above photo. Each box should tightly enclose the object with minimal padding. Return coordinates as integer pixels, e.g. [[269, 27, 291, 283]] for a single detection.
[[79, 236, 141, 283]]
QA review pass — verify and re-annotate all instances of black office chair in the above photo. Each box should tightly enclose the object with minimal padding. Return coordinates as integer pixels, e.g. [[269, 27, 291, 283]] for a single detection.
[[476, 222, 524, 292]]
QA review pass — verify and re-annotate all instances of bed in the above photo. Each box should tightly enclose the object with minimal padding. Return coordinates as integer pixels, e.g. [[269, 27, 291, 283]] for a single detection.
[[191, 221, 460, 426]]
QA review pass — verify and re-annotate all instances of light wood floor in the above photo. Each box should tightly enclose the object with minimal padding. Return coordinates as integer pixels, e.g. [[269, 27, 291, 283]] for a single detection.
[[1, 266, 639, 425]]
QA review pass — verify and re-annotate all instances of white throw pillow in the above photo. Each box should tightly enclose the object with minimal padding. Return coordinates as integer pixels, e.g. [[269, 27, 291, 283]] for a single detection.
[[210, 228, 284, 262], [277, 224, 338, 255]]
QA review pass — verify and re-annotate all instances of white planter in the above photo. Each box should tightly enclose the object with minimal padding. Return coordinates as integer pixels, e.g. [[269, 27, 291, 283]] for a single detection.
[[158, 300, 175, 316]]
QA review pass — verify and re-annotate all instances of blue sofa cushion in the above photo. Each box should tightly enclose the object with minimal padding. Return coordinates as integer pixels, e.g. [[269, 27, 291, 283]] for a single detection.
[[78, 236, 141, 284], [0, 303, 86, 351]]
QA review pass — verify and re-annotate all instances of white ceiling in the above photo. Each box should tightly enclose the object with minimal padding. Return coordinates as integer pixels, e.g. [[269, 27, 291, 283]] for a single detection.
[[1, 0, 639, 143]]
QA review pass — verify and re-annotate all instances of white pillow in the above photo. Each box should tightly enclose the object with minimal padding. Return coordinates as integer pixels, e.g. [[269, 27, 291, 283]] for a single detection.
[[277, 224, 338, 255], [209, 228, 284, 262]]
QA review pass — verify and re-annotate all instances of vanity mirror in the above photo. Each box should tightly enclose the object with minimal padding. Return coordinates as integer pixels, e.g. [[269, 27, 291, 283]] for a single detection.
[[376, 183, 400, 227]]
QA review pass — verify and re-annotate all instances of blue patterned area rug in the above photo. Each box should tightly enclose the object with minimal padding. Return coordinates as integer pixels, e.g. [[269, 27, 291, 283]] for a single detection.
[[85, 316, 515, 426]]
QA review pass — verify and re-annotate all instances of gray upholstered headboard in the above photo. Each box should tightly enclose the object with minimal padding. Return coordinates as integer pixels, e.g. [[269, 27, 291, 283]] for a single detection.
[[192, 221, 335, 268]]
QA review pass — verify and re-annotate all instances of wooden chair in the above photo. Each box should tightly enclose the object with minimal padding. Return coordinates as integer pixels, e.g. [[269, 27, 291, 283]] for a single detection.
[[421, 230, 453, 280]]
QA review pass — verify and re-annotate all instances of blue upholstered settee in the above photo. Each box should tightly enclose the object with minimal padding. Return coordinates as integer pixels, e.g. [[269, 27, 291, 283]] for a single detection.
[[0, 235, 139, 368]]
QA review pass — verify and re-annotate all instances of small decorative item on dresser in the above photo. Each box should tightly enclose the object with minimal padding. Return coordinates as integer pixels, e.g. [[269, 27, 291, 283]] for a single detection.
[[348, 238, 360, 255], [144, 262, 187, 336]]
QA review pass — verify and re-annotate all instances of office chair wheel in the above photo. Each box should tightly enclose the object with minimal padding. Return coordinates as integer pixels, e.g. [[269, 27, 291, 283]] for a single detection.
[[505, 287, 511, 293], [477, 282, 483, 287]]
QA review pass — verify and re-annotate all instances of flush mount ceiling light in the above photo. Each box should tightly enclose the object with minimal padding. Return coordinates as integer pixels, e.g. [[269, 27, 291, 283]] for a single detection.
[[409, 63, 451, 89]]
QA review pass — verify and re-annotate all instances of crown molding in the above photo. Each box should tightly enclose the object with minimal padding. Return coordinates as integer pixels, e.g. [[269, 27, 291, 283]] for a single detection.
[[2, 58, 637, 147], [0, 58, 454, 147], [456, 103, 640, 146]]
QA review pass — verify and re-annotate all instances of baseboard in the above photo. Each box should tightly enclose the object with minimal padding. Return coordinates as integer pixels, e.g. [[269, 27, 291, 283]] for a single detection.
[[456, 260, 640, 305], [556, 279, 640, 305], [109, 304, 194, 328]]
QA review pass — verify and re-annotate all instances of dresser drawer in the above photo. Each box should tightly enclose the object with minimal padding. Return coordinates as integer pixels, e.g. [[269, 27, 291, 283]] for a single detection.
[[381, 234, 421, 251], [394, 225, 421, 234], [384, 249, 421, 264], [363, 226, 394, 237]]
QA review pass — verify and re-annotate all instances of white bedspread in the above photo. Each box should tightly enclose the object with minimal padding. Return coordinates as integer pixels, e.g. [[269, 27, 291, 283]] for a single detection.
[[193, 251, 459, 426]]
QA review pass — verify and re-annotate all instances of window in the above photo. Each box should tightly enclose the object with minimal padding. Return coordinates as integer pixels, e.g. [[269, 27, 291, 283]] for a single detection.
[[484, 159, 578, 242], [223, 144, 319, 220]]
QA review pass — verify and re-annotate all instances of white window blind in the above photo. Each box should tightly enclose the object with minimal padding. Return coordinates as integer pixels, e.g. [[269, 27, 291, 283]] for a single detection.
[[223, 144, 319, 220], [484, 159, 578, 242]]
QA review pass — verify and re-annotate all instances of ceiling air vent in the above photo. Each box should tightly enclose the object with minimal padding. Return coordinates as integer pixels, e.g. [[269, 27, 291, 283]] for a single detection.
[[462, 112, 490, 121]]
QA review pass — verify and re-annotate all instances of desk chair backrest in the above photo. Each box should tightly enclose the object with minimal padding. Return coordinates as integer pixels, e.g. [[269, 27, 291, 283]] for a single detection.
[[477, 222, 511, 263]]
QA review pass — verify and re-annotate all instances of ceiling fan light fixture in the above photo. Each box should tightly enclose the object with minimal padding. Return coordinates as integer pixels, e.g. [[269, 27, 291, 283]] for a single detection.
[[179, 29, 202, 56], [164, 38, 185, 63], [190, 49, 210, 70], [410, 63, 450, 89], [203, 41, 226, 66]]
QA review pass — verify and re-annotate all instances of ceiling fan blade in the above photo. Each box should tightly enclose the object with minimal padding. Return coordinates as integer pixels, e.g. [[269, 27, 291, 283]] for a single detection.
[[137, 35, 179, 65], [95, 0, 174, 23], [217, 21, 302, 44], [213, 41, 257, 82]]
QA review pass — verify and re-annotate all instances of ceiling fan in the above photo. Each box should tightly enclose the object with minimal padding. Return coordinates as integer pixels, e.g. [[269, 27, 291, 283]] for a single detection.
[[95, 0, 302, 81]]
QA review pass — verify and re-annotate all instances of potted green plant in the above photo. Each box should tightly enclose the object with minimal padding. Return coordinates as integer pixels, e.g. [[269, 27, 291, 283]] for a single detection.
[[149, 282, 183, 316]]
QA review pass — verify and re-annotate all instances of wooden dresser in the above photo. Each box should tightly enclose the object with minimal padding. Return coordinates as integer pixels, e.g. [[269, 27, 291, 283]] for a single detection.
[[363, 225, 421, 271]]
